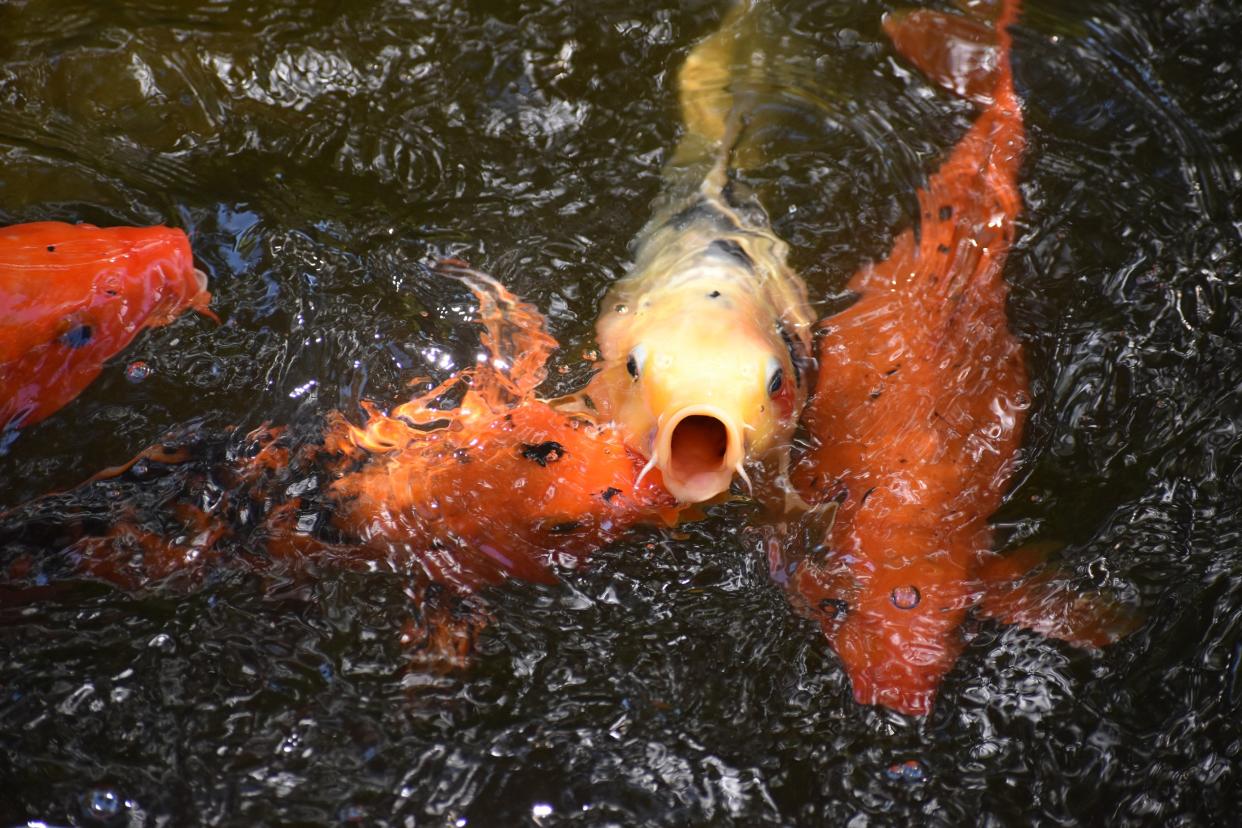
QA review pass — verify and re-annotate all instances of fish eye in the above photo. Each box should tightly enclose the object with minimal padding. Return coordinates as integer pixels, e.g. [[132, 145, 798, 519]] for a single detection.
[[59, 324, 93, 349], [766, 357, 783, 397], [627, 344, 646, 380]]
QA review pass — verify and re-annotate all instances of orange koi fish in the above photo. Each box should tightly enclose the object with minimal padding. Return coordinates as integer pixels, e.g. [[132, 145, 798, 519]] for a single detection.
[[322, 266, 680, 595], [786, 0, 1135, 715], [0, 221, 213, 437], [6, 265, 679, 668]]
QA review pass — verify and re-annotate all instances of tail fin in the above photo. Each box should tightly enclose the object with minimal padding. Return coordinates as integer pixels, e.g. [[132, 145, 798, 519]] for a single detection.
[[677, 1, 750, 148], [672, 1, 756, 195], [882, 0, 1021, 106]]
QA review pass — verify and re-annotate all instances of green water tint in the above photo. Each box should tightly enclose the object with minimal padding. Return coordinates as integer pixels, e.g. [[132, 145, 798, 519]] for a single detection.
[[2, 0, 1241, 824]]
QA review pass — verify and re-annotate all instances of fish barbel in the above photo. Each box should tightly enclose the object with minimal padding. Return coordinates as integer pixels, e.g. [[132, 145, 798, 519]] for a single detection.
[[570, 1, 815, 505]]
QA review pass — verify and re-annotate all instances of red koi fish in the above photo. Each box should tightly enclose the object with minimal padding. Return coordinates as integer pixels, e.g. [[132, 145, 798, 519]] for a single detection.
[[14, 266, 680, 668], [786, 0, 1135, 715], [0, 221, 213, 436], [322, 267, 680, 594]]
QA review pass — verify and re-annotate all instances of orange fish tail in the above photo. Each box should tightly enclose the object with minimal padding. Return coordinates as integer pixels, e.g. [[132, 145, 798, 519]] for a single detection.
[[860, 0, 1025, 303], [882, 0, 1021, 105]]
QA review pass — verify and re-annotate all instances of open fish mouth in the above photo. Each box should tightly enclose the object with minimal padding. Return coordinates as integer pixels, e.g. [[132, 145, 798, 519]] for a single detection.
[[654, 405, 745, 503]]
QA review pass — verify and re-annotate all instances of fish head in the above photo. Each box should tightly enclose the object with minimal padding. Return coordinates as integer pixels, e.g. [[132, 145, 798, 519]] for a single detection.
[[596, 280, 803, 503], [0, 222, 212, 429], [796, 524, 973, 716]]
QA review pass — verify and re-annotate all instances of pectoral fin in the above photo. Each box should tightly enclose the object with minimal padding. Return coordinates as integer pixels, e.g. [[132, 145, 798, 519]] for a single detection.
[[976, 542, 1142, 648]]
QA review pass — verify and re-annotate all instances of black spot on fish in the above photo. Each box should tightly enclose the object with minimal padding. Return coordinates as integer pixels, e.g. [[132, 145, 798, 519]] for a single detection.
[[520, 441, 565, 466], [601, 487, 621, 502], [548, 521, 581, 534], [860, 486, 876, 504], [938, 244, 950, 253], [59, 324, 92, 349], [869, 387, 882, 400], [884, 365, 900, 376], [939, 205, 954, 221], [708, 238, 753, 268], [46, 245, 56, 253], [708, 290, 721, 299]]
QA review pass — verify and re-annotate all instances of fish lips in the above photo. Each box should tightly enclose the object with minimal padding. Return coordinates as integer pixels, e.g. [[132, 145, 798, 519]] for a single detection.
[[654, 404, 745, 503]]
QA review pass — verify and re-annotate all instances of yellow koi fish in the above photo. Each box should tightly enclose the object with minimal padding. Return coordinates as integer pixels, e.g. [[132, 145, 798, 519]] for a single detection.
[[569, 2, 815, 504]]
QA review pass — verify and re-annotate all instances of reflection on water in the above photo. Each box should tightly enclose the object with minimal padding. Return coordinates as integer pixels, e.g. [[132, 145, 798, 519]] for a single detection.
[[1, 0, 1241, 824]]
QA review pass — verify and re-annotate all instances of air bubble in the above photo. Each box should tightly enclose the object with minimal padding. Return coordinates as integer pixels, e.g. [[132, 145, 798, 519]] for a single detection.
[[80, 785, 125, 822], [148, 632, 176, 653], [885, 758, 925, 782], [891, 585, 920, 609], [125, 360, 152, 383]]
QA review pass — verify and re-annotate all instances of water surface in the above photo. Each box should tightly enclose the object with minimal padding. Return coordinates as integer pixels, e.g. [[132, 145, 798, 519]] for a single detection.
[[2, 0, 1241, 824]]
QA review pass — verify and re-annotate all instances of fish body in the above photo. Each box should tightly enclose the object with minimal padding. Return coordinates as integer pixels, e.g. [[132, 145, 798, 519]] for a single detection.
[[327, 268, 679, 594], [0, 268, 679, 668], [0, 221, 212, 434], [574, 3, 815, 504], [788, 0, 1132, 715]]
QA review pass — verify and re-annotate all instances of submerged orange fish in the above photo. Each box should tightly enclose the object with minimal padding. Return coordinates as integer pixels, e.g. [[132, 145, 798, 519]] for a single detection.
[[785, 0, 1135, 715], [0, 221, 213, 437], [8, 266, 680, 668]]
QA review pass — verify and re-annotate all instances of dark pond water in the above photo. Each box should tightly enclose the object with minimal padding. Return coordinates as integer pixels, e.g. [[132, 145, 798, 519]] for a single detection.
[[2, 0, 1241, 824]]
